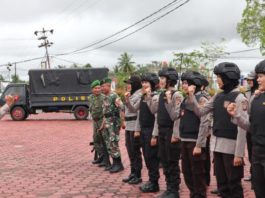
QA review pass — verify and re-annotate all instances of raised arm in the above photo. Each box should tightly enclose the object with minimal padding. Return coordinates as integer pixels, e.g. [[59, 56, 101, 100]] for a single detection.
[[165, 91, 183, 121]]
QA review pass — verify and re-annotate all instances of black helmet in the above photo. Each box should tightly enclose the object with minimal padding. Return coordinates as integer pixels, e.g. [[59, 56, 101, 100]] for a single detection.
[[141, 73, 159, 86], [213, 62, 240, 80], [255, 60, 265, 74], [158, 67, 179, 81], [200, 75, 209, 87], [181, 71, 203, 87]]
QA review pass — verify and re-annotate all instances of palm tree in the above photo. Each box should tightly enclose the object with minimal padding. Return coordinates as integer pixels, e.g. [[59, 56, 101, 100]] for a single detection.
[[117, 52, 135, 74]]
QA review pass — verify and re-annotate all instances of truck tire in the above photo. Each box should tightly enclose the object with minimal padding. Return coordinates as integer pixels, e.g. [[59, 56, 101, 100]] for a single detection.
[[11, 106, 27, 121], [74, 106, 88, 120]]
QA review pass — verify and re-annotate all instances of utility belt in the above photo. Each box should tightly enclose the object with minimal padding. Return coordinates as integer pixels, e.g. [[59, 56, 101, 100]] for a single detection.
[[104, 112, 120, 118], [125, 116, 137, 121]]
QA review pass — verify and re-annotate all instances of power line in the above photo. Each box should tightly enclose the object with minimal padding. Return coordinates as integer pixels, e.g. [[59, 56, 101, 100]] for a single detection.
[[54, 0, 184, 56], [63, 0, 191, 55], [227, 48, 260, 54], [218, 56, 264, 59], [0, 0, 191, 66], [0, 57, 44, 67]]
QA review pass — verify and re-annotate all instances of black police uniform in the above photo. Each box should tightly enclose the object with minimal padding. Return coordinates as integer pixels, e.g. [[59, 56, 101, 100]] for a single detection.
[[157, 91, 181, 197], [138, 95, 160, 190]]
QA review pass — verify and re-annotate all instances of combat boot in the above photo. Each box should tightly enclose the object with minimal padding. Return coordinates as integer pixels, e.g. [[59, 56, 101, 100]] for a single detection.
[[122, 173, 135, 183], [109, 157, 124, 173], [161, 191, 179, 198], [104, 162, 112, 171], [98, 153, 111, 167], [139, 181, 159, 193], [128, 177, 142, 184], [92, 154, 103, 164], [128, 171, 142, 184]]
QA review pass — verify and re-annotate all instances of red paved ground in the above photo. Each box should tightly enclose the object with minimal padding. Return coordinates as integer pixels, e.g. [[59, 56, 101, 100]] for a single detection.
[[0, 113, 255, 198]]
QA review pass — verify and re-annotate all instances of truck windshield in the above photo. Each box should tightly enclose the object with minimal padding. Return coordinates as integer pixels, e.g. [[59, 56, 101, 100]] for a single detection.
[[2, 86, 25, 98]]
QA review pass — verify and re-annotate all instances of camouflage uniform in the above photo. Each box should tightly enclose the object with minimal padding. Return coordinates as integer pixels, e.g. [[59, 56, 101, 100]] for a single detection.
[[103, 92, 122, 158], [88, 94, 105, 157]]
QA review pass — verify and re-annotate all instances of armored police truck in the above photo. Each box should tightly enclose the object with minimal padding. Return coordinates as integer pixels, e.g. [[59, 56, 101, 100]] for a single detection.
[[0, 68, 108, 121]]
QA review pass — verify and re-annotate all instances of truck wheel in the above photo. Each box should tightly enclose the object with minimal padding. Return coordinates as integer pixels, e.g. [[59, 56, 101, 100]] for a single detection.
[[74, 106, 88, 120], [11, 106, 27, 121]]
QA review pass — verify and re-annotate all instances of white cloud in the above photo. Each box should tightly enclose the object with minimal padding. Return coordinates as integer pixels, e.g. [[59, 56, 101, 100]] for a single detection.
[[0, 0, 263, 81]]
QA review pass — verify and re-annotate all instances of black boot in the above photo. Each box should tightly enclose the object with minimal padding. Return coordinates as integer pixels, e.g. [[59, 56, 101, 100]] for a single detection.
[[139, 181, 159, 193], [109, 157, 124, 173], [128, 177, 142, 184], [99, 153, 111, 167], [92, 154, 103, 164], [128, 171, 142, 184], [161, 191, 179, 198], [122, 174, 135, 183]]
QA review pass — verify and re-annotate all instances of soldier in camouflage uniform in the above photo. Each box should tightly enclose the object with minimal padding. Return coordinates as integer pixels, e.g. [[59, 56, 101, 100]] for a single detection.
[[88, 80, 110, 169], [101, 78, 124, 173]]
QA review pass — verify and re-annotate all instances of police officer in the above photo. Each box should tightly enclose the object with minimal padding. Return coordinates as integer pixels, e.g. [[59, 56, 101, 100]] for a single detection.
[[88, 80, 110, 169], [148, 68, 183, 198], [134, 73, 160, 192], [101, 78, 124, 173], [243, 71, 258, 182], [122, 75, 143, 184], [179, 71, 209, 198], [0, 95, 15, 119], [188, 62, 247, 198], [227, 59, 265, 198]]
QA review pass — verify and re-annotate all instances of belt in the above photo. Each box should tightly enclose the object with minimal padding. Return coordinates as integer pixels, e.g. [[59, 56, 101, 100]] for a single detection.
[[104, 112, 120, 118], [125, 116, 137, 121]]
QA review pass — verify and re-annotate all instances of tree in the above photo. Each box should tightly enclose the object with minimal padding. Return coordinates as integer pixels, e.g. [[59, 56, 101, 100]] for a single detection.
[[83, 63, 92, 68], [237, 0, 265, 54], [0, 74, 4, 81], [173, 51, 205, 73], [55, 65, 67, 69], [11, 74, 24, 83], [117, 52, 135, 74]]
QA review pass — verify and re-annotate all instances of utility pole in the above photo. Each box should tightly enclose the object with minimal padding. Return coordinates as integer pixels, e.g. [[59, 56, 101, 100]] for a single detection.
[[34, 28, 54, 69]]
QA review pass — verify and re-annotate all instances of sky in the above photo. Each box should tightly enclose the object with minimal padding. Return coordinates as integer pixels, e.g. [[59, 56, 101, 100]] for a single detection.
[[0, 0, 264, 81]]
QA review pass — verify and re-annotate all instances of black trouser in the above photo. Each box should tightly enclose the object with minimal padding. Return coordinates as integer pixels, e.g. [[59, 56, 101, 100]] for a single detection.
[[204, 136, 211, 186], [158, 127, 181, 193], [246, 132, 252, 174], [181, 142, 207, 198], [125, 130, 142, 177], [140, 127, 160, 183], [214, 152, 244, 198], [252, 145, 265, 198]]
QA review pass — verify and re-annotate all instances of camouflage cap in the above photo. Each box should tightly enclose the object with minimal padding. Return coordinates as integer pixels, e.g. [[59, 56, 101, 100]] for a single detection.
[[91, 80, 101, 88], [100, 77, 112, 85]]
